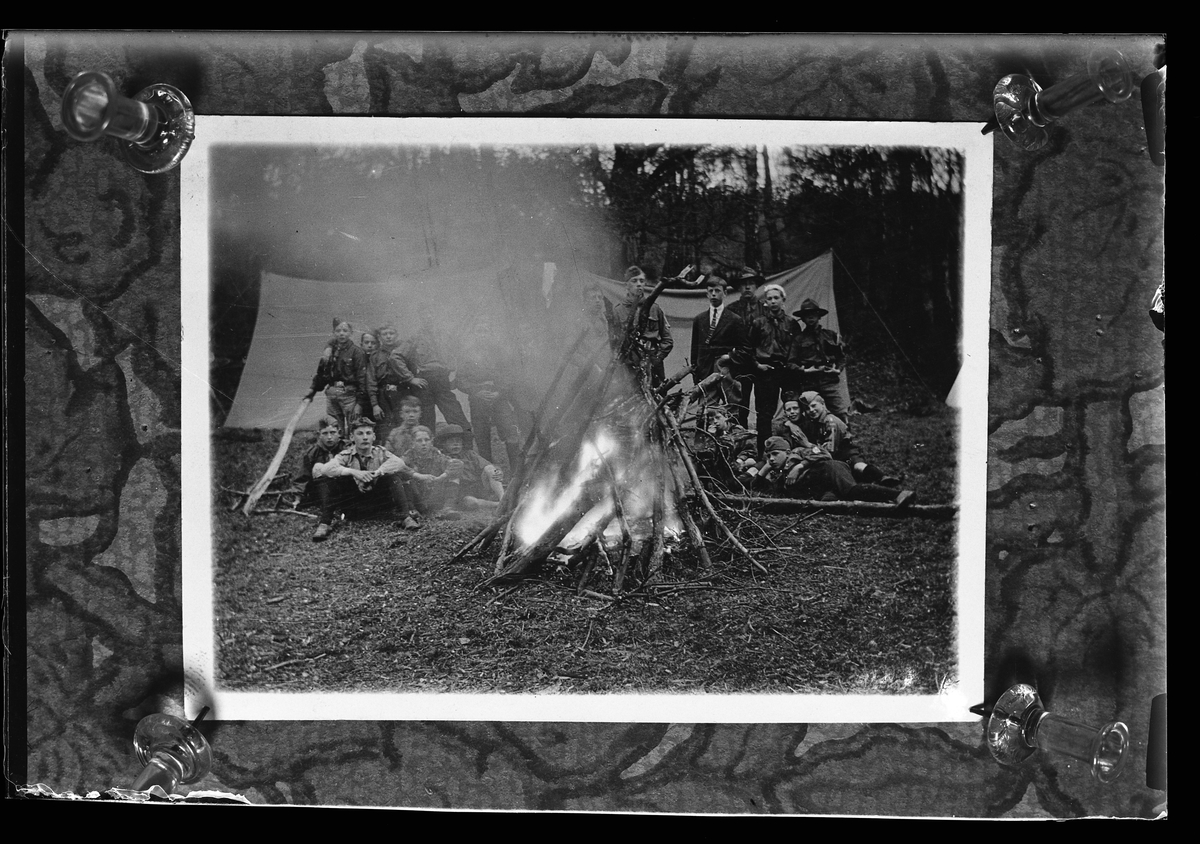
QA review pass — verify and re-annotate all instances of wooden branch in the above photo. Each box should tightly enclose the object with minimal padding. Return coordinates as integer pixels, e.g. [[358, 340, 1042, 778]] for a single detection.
[[243, 397, 311, 516], [711, 493, 957, 519], [253, 508, 318, 519], [487, 483, 606, 585], [671, 465, 713, 574], [645, 450, 668, 584], [575, 542, 600, 595], [653, 399, 764, 573]]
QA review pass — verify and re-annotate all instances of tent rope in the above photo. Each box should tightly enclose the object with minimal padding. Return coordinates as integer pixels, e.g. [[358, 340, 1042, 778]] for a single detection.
[[831, 249, 940, 402]]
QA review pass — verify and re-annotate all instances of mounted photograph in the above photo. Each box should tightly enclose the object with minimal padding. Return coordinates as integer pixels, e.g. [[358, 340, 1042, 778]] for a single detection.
[[181, 117, 991, 722]]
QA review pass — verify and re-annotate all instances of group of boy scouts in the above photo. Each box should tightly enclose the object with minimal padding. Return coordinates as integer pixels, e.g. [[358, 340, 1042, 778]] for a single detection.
[[295, 262, 912, 541]]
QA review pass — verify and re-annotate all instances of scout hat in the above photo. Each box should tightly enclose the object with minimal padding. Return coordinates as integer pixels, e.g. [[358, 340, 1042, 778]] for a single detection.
[[793, 298, 829, 318], [764, 436, 792, 454], [737, 265, 765, 286]]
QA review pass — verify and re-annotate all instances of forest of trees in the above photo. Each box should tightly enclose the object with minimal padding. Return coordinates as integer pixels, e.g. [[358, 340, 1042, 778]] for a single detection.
[[210, 140, 964, 419]]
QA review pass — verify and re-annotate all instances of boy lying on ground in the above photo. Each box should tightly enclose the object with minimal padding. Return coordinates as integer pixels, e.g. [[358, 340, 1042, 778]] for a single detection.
[[798, 391, 901, 487], [740, 437, 915, 507]]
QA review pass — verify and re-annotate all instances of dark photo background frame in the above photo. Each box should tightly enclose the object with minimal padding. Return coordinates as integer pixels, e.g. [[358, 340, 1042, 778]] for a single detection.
[[11, 32, 1166, 817]]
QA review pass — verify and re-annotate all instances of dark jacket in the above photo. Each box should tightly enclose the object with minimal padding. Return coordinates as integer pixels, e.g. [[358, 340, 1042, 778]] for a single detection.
[[690, 307, 746, 383]]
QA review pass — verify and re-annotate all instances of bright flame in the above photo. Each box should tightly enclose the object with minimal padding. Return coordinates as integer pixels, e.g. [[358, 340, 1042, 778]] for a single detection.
[[514, 426, 619, 546]]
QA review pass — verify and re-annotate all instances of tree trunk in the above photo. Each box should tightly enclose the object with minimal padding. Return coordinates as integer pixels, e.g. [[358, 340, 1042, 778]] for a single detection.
[[742, 146, 760, 268], [761, 146, 783, 270]]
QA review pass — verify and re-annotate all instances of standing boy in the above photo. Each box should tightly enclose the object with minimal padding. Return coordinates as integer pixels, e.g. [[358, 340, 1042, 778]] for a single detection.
[[788, 298, 849, 421], [690, 274, 745, 391], [304, 318, 368, 439], [367, 322, 407, 440], [725, 266, 766, 427], [455, 316, 524, 475], [743, 283, 793, 456], [611, 265, 674, 386], [393, 328, 472, 436]]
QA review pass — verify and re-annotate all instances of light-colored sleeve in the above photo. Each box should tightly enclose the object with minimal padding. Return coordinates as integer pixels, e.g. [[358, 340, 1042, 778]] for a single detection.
[[378, 451, 414, 478], [322, 453, 354, 478]]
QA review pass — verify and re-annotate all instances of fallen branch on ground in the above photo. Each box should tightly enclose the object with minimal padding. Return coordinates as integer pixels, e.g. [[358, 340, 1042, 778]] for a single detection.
[[711, 493, 957, 519]]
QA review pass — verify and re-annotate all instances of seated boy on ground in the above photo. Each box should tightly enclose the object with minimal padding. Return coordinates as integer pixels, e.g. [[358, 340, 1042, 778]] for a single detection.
[[434, 423, 505, 513], [740, 437, 914, 507], [309, 418, 420, 540], [400, 424, 452, 518], [771, 393, 815, 451], [695, 404, 757, 488], [385, 395, 423, 457], [296, 416, 343, 508], [799, 391, 900, 486]]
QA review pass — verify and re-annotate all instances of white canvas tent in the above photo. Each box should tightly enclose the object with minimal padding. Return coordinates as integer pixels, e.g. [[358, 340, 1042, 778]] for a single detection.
[[221, 251, 850, 431], [222, 263, 517, 430]]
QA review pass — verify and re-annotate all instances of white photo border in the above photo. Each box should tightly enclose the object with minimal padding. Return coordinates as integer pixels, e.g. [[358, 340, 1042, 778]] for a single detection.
[[182, 116, 991, 722]]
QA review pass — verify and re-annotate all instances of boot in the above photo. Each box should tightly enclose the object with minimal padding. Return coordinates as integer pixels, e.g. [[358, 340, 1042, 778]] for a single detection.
[[852, 462, 886, 484]]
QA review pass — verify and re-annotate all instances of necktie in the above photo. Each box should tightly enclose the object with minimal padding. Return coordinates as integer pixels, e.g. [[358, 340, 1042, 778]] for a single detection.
[[710, 309, 718, 330]]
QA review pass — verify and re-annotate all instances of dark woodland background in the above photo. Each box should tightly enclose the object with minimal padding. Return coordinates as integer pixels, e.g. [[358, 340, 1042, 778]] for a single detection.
[[15, 32, 1166, 817], [210, 142, 964, 425]]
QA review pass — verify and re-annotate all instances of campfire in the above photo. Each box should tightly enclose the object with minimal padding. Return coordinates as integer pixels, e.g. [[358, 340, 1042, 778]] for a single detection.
[[456, 278, 757, 596]]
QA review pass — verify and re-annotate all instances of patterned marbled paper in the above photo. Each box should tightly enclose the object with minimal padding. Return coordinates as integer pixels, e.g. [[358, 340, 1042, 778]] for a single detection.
[[18, 32, 1166, 817]]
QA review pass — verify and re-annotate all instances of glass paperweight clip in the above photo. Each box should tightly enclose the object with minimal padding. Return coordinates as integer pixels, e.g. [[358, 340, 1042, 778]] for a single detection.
[[131, 706, 212, 793], [60, 70, 195, 174], [985, 684, 1130, 783], [989, 48, 1134, 151]]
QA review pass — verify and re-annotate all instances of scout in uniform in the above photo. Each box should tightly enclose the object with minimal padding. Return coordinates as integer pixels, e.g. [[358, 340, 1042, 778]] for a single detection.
[[788, 298, 849, 421], [309, 418, 420, 540]]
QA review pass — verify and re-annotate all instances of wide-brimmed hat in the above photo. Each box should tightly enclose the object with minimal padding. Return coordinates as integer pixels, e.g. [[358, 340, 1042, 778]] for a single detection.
[[793, 298, 829, 318], [737, 265, 765, 286]]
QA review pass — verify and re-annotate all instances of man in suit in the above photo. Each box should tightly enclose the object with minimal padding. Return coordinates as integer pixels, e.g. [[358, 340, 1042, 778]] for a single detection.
[[690, 274, 746, 392]]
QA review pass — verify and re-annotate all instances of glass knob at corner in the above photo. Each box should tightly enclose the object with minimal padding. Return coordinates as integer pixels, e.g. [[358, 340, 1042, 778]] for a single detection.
[[986, 683, 1130, 783], [131, 712, 213, 793], [60, 71, 195, 174], [991, 48, 1134, 152]]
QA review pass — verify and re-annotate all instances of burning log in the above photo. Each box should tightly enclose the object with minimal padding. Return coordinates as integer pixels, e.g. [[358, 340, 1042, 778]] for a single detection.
[[487, 479, 608, 585], [468, 277, 770, 596]]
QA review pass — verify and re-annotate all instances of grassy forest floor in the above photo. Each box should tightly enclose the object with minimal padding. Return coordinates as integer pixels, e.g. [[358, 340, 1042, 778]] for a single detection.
[[209, 400, 963, 697]]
